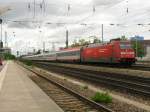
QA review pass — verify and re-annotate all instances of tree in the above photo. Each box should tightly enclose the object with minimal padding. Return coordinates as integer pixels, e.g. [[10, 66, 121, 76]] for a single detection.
[[78, 39, 90, 46], [36, 49, 41, 54], [71, 39, 80, 47], [70, 38, 90, 47], [132, 41, 144, 57], [120, 35, 128, 41], [93, 37, 101, 43], [3, 53, 16, 60]]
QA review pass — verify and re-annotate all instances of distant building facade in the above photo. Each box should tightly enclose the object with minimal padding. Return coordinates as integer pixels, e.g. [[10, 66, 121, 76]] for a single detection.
[[140, 40, 150, 58], [131, 39, 150, 60], [130, 35, 144, 41]]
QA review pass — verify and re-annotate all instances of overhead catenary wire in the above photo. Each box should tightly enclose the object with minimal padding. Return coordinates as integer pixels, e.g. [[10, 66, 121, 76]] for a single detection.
[[25, 0, 125, 24], [4, 0, 148, 27], [3, 0, 150, 38]]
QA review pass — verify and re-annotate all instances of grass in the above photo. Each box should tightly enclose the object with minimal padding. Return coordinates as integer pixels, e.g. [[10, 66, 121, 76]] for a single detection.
[[91, 92, 112, 103], [83, 85, 88, 89], [64, 78, 67, 81], [23, 60, 33, 66]]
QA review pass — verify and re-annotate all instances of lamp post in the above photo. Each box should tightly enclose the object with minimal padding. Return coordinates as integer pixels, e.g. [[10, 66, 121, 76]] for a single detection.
[[43, 41, 45, 52], [101, 24, 104, 43], [5, 31, 7, 47], [66, 29, 69, 48], [39, 30, 42, 52], [136, 38, 138, 57], [0, 19, 3, 48]]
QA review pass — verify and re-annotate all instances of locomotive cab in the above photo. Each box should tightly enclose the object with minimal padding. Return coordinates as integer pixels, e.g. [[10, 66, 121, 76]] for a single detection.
[[111, 40, 136, 65]]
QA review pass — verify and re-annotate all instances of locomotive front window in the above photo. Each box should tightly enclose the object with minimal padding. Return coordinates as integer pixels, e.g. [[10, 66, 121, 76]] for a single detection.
[[120, 44, 132, 49]]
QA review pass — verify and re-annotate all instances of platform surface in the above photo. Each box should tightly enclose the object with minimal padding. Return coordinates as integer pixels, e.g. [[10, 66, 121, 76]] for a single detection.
[[0, 61, 64, 112]]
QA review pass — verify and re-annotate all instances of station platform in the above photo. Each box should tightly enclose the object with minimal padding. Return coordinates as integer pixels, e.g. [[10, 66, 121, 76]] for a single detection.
[[0, 61, 64, 112]]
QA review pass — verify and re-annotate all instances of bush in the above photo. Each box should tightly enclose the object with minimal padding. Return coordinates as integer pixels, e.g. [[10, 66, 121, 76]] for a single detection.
[[3, 53, 16, 60], [83, 85, 88, 89], [91, 92, 112, 103], [23, 60, 32, 66]]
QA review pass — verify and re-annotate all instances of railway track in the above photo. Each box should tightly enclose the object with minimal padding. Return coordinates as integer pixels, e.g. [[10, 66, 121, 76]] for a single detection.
[[84, 64, 150, 72], [84, 63, 150, 72], [30, 60, 150, 72], [132, 64, 150, 71], [33, 62, 150, 98], [20, 63, 114, 112], [85, 63, 150, 72]]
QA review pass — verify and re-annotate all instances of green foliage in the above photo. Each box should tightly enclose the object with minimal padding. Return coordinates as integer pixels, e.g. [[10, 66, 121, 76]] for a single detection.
[[121, 35, 128, 40], [83, 85, 88, 89], [23, 60, 33, 66], [80, 85, 88, 90], [64, 78, 67, 81], [132, 41, 144, 57], [3, 53, 16, 60], [118, 35, 128, 41], [93, 37, 101, 43], [71, 38, 90, 47], [36, 49, 41, 54], [71, 40, 80, 47], [79, 39, 90, 46], [71, 37, 101, 47], [91, 92, 112, 103]]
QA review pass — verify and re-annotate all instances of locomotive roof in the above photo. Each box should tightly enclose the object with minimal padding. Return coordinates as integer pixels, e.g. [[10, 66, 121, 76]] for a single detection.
[[58, 47, 81, 53], [84, 41, 131, 48], [85, 42, 110, 48], [24, 52, 57, 58]]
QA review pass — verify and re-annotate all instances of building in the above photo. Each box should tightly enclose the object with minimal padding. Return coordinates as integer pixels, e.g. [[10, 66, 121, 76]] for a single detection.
[[141, 40, 150, 47], [144, 46, 150, 60], [0, 47, 11, 54], [131, 40, 150, 60], [140, 40, 150, 55], [140, 40, 150, 60], [130, 35, 144, 41]]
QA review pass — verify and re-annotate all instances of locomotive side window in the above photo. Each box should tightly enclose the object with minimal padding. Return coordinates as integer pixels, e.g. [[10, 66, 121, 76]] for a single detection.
[[120, 44, 132, 49], [57, 50, 80, 57]]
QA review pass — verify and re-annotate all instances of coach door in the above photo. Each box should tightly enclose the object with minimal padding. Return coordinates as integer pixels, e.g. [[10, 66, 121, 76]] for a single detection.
[[111, 44, 115, 63]]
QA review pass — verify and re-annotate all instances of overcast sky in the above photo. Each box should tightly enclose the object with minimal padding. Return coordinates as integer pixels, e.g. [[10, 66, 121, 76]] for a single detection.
[[0, 0, 150, 55]]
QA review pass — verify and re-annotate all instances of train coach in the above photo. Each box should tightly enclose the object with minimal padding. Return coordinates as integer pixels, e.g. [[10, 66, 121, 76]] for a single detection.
[[23, 40, 136, 65], [23, 53, 57, 61]]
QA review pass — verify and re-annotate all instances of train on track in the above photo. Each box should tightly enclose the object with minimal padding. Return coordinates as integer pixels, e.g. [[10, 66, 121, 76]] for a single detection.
[[22, 39, 136, 65]]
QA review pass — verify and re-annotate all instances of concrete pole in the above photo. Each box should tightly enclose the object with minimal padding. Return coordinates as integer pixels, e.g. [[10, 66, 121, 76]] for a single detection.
[[136, 39, 138, 57], [66, 30, 68, 48], [0, 19, 3, 48], [43, 41, 45, 53], [0, 19, 2, 42], [33, 0, 36, 18], [52, 42, 55, 51], [5, 31, 7, 47], [101, 24, 104, 43]]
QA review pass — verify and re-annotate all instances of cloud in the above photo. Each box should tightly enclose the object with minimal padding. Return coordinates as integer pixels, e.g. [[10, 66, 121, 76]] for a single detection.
[[92, 0, 122, 6], [7, 21, 36, 29], [0, 0, 150, 55]]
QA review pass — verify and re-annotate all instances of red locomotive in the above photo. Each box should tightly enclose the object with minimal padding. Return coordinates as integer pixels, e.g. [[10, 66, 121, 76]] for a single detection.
[[81, 40, 135, 64], [24, 39, 136, 65]]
